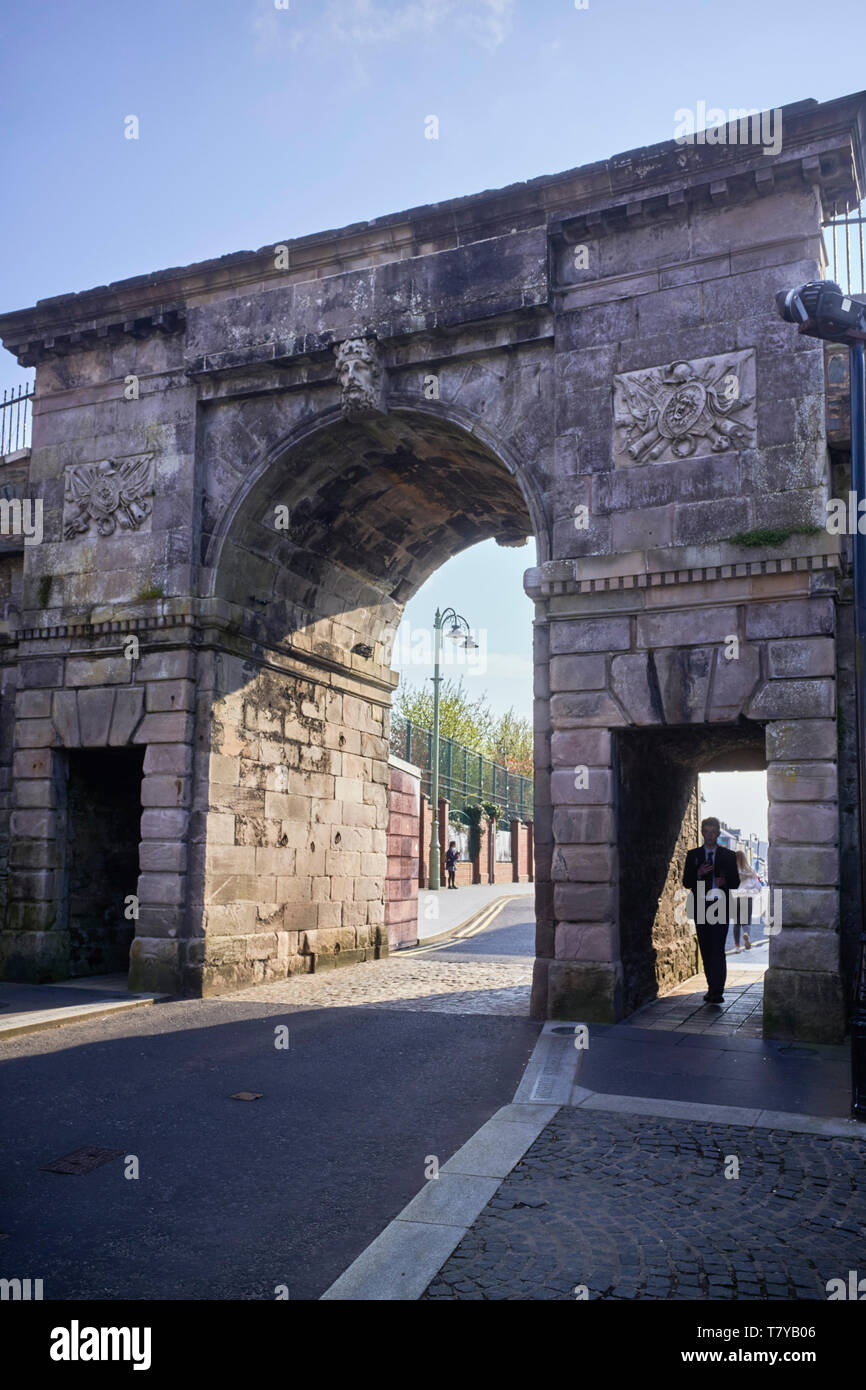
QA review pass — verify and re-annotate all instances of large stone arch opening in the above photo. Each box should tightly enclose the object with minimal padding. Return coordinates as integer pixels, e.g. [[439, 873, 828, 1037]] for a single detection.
[[206, 406, 537, 662], [174, 407, 536, 995]]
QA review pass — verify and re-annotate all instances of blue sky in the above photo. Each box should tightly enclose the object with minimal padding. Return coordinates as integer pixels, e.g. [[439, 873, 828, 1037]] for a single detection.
[[2, 0, 864, 726]]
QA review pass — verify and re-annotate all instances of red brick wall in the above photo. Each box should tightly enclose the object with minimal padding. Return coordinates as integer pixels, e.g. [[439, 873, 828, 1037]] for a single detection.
[[417, 798, 534, 887], [419, 811, 536, 884], [385, 757, 420, 948]]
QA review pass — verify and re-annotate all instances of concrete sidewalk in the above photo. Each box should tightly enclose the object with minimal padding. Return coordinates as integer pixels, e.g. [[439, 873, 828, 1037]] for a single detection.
[[323, 1014, 860, 1300], [0, 974, 165, 1039], [416, 881, 533, 943]]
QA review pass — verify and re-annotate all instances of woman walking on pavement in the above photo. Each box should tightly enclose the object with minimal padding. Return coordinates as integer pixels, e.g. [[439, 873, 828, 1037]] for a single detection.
[[732, 850, 760, 951]]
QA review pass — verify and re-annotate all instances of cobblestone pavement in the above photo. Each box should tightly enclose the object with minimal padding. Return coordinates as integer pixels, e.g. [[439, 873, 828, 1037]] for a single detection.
[[625, 969, 766, 1037], [422, 1107, 866, 1300], [227, 952, 532, 1015]]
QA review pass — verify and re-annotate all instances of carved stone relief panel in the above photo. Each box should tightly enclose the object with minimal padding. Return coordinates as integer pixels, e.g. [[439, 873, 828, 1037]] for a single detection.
[[63, 455, 155, 539], [613, 350, 756, 467]]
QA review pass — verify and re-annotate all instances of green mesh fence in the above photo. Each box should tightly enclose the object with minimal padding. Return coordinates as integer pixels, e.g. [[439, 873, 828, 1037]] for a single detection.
[[390, 713, 533, 822]]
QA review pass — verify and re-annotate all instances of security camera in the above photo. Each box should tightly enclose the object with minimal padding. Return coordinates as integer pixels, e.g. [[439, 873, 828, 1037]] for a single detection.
[[776, 280, 866, 343]]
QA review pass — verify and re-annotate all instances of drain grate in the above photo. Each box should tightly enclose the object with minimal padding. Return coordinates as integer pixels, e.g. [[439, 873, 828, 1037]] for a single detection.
[[42, 1147, 124, 1175]]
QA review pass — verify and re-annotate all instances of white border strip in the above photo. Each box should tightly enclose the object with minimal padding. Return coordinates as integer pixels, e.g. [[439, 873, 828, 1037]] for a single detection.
[[320, 1020, 865, 1299]]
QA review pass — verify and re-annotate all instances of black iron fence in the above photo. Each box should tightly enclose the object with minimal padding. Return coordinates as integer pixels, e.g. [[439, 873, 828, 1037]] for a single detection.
[[391, 712, 533, 822], [824, 200, 866, 296], [0, 382, 34, 457]]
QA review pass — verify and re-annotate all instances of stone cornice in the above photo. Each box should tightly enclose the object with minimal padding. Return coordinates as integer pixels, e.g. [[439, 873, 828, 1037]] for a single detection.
[[1, 92, 863, 365], [12, 608, 398, 700], [526, 551, 843, 600]]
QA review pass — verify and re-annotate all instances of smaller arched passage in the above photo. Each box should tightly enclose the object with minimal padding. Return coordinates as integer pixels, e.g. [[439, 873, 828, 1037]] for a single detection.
[[615, 719, 766, 1016], [189, 408, 539, 995]]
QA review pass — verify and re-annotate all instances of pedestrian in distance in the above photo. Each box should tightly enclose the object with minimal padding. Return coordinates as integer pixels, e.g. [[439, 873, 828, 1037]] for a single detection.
[[682, 816, 740, 1005], [732, 849, 760, 951], [445, 841, 459, 889]]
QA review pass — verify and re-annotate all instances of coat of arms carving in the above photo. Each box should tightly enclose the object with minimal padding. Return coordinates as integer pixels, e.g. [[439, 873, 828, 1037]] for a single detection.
[[63, 456, 155, 539], [613, 350, 756, 467]]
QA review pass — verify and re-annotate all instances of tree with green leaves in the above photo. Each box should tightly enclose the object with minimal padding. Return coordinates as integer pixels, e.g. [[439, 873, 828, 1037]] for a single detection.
[[394, 677, 495, 749], [394, 677, 532, 777]]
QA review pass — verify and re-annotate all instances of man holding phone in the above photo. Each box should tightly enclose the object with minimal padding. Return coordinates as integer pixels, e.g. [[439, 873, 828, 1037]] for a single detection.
[[682, 816, 740, 1004]]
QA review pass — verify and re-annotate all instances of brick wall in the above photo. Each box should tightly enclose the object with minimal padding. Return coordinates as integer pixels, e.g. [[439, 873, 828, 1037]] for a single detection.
[[385, 755, 420, 948]]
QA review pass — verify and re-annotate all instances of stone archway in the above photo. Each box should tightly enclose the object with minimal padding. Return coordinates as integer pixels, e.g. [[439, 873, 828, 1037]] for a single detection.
[[179, 405, 537, 995], [1, 90, 863, 1044]]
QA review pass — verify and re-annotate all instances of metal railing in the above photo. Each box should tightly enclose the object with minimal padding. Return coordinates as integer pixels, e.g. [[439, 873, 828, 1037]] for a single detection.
[[391, 712, 533, 822], [0, 382, 34, 456], [824, 200, 866, 296]]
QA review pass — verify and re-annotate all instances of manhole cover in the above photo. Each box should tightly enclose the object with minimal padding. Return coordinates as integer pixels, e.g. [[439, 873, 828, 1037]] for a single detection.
[[551, 1025, 581, 1035], [230, 1092, 262, 1101], [42, 1147, 124, 1175]]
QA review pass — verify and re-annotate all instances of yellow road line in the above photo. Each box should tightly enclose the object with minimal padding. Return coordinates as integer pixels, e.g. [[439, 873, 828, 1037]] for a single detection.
[[406, 894, 524, 956]]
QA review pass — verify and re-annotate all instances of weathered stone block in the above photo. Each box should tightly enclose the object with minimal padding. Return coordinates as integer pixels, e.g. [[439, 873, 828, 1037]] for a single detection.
[[139, 841, 187, 873], [767, 637, 835, 678], [768, 926, 840, 974], [766, 886, 838, 929], [767, 845, 838, 885], [138, 872, 186, 905], [546, 959, 622, 1023], [76, 688, 115, 747], [145, 679, 196, 712], [767, 762, 837, 803], [52, 690, 80, 746], [110, 687, 145, 744], [128, 937, 181, 994], [611, 505, 673, 551], [550, 618, 630, 654], [141, 808, 189, 840], [746, 598, 833, 640], [134, 712, 194, 744], [747, 678, 834, 720], [765, 719, 837, 761], [762, 966, 845, 1043], [636, 608, 738, 649], [707, 644, 761, 721], [549, 768, 612, 805], [552, 806, 614, 844], [143, 741, 193, 775], [549, 654, 607, 692], [554, 921, 619, 961], [654, 647, 713, 723], [15, 719, 56, 749], [12, 779, 56, 810], [66, 656, 130, 687], [550, 692, 627, 728], [550, 729, 612, 767], [552, 844, 617, 881], [553, 882, 615, 921], [767, 802, 837, 844]]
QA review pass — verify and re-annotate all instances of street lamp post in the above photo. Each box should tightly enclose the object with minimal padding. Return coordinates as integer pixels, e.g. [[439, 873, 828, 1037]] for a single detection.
[[848, 339, 866, 1119], [776, 279, 866, 1118], [428, 607, 476, 891]]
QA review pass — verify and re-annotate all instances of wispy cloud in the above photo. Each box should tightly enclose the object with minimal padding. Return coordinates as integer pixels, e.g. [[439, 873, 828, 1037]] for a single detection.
[[252, 0, 515, 57]]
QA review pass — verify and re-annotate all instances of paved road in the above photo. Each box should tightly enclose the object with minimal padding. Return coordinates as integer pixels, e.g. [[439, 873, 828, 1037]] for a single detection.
[[413, 900, 536, 962], [0, 901, 537, 1301]]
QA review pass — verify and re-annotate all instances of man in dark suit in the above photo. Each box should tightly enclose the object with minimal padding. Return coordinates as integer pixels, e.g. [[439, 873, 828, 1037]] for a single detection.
[[682, 816, 740, 1004]]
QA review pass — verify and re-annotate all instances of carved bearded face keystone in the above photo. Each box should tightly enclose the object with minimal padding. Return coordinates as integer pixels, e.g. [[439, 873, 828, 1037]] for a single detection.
[[333, 337, 385, 418]]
